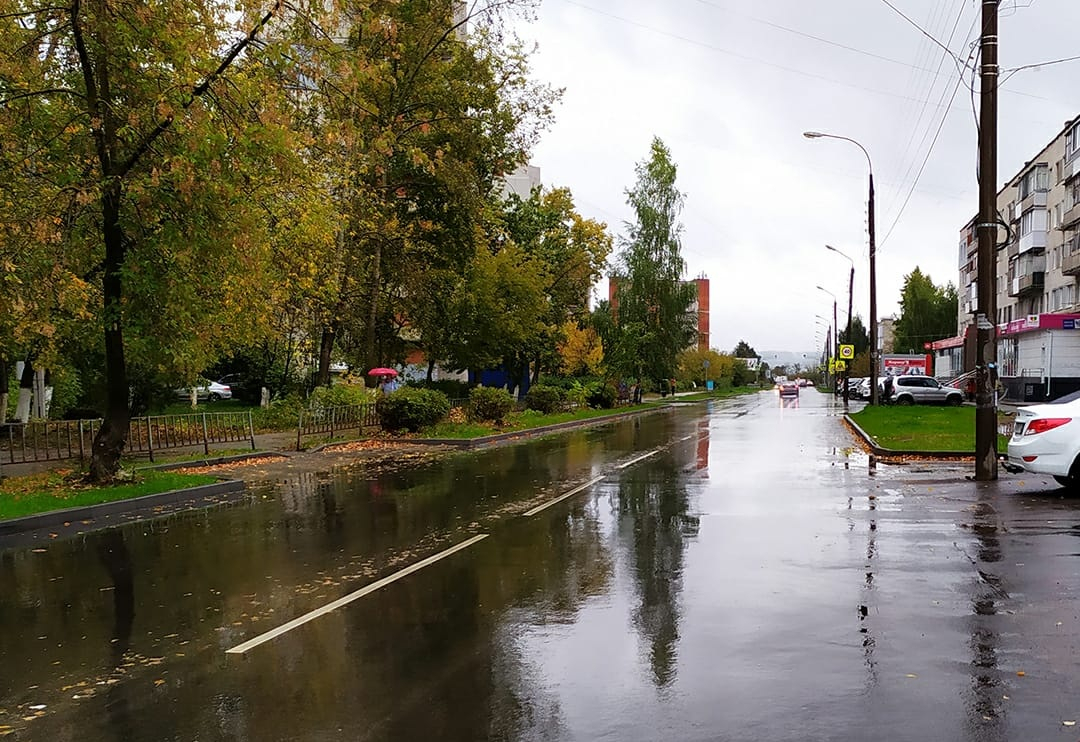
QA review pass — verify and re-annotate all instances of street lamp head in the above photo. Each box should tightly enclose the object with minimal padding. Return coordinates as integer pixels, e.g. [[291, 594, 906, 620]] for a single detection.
[[803, 131, 824, 139]]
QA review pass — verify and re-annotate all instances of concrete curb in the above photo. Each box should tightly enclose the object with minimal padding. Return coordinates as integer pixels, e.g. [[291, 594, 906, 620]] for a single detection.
[[138, 451, 290, 472], [0, 479, 246, 537], [843, 415, 975, 461], [330, 406, 671, 452]]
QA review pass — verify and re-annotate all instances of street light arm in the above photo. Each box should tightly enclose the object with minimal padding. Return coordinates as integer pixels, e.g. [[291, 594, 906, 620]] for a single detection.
[[804, 132, 873, 177]]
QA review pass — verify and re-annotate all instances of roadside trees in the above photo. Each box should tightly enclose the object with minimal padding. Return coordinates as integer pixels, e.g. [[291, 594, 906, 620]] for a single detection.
[[600, 138, 697, 390], [0, 1, 333, 480]]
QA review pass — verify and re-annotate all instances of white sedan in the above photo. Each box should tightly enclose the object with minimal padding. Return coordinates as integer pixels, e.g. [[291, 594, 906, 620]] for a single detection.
[[174, 379, 233, 402], [1006, 390, 1080, 487]]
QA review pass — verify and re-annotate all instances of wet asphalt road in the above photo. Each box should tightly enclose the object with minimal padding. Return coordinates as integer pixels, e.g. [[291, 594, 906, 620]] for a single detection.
[[5, 390, 1080, 740]]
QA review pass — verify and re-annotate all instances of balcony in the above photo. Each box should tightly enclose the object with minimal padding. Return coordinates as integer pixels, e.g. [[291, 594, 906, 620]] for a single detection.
[[1016, 188, 1048, 216], [1010, 272, 1045, 297], [1063, 202, 1080, 231], [1063, 250, 1080, 276], [1019, 229, 1048, 254], [1064, 237, 1080, 275]]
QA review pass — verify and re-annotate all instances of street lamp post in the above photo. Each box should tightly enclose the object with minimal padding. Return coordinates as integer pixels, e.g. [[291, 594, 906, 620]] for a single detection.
[[826, 245, 855, 406], [804, 131, 878, 404], [817, 286, 838, 396]]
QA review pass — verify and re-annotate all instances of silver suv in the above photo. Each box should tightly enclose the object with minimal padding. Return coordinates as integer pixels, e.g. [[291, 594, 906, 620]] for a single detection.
[[887, 375, 964, 406]]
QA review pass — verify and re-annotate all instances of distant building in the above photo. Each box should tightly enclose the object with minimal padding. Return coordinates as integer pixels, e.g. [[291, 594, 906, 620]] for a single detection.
[[608, 275, 710, 351], [501, 163, 542, 200]]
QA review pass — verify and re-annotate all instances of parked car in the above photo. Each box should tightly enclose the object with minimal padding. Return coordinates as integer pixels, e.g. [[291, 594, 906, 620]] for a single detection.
[[216, 373, 251, 402], [1006, 389, 1080, 487], [174, 379, 232, 402], [886, 375, 963, 406], [778, 381, 799, 398], [856, 376, 889, 400]]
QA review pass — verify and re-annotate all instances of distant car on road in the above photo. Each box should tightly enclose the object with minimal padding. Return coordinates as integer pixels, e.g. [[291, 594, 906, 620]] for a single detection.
[[174, 379, 232, 403], [1006, 389, 1080, 488], [778, 381, 799, 398], [886, 375, 963, 406]]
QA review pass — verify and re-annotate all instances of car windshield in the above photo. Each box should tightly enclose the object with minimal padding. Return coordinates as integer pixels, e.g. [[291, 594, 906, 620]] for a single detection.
[[1050, 389, 1080, 404]]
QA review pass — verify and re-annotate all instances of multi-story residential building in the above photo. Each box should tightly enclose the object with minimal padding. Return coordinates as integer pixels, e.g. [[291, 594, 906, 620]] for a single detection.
[[952, 114, 1080, 401]]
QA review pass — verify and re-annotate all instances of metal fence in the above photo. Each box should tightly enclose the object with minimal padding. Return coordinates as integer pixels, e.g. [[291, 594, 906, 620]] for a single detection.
[[128, 411, 256, 461], [296, 404, 380, 449], [0, 410, 256, 468], [0, 418, 101, 468]]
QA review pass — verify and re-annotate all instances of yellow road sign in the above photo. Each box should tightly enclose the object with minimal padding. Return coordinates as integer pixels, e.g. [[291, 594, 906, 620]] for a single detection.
[[839, 344, 855, 360]]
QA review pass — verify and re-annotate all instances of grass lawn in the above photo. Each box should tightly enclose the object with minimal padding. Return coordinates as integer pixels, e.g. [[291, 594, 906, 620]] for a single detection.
[[670, 386, 758, 403], [849, 405, 1010, 452], [420, 404, 655, 440], [0, 469, 219, 521]]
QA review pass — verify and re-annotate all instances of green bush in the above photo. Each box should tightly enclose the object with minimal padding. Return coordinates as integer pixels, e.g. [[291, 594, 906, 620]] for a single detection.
[[309, 382, 375, 408], [586, 382, 617, 409], [377, 387, 450, 432], [524, 384, 565, 414], [251, 394, 305, 431], [468, 385, 515, 423]]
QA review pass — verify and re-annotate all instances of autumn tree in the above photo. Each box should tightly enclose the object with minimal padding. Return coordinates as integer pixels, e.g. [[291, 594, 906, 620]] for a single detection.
[[894, 268, 959, 353], [0, 1, 333, 479], [601, 137, 697, 388], [558, 321, 604, 377], [500, 187, 611, 382], [292, 0, 559, 385]]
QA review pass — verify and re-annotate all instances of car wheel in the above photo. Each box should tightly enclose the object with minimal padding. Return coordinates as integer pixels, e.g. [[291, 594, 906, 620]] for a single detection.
[[947, 395, 962, 406], [208, 393, 221, 402], [1054, 475, 1079, 490], [897, 396, 913, 406]]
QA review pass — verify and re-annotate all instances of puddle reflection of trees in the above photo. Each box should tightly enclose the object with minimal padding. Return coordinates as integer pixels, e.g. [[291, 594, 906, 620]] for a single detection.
[[613, 457, 699, 689]]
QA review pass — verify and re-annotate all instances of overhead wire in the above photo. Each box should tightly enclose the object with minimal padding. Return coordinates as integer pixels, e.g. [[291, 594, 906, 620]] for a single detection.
[[887, 0, 971, 221]]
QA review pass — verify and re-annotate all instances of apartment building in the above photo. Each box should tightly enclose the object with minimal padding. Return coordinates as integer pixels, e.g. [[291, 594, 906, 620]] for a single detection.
[[608, 275, 710, 352], [955, 114, 1080, 401]]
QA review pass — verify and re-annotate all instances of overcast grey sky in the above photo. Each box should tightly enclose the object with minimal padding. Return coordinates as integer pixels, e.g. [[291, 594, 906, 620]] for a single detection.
[[511, 0, 1080, 354]]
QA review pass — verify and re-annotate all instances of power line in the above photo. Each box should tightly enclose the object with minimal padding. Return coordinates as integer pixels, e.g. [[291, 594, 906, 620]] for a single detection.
[[879, 65, 970, 249], [877, 0, 971, 70], [556, 0, 1008, 114]]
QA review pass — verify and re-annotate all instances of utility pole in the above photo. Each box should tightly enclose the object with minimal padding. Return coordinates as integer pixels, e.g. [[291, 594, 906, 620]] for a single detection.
[[975, 0, 999, 481], [868, 172, 878, 405], [845, 263, 854, 406]]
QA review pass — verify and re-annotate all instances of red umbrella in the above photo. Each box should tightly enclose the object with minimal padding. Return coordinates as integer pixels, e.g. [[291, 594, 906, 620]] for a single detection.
[[367, 367, 398, 377]]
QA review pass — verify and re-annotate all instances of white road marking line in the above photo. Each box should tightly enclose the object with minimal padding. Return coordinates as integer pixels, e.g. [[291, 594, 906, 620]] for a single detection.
[[226, 534, 489, 655], [616, 449, 661, 469], [680, 434, 694, 442], [523, 476, 606, 517]]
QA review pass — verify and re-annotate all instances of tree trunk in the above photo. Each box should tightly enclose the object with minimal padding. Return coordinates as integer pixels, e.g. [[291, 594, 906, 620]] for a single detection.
[[316, 320, 339, 388], [15, 359, 33, 423], [426, 358, 436, 383], [364, 238, 383, 375], [0, 356, 8, 424], [89, 181, 130, 482], [531, 355, 541, 385]]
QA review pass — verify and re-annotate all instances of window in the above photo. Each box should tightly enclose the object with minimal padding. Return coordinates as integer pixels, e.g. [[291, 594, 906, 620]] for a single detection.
[[1021, 209, 1034, 235], [1000, 337, 1019, 377], [1019, 165, 1050, 198], [1068, 122, 1080, 161]]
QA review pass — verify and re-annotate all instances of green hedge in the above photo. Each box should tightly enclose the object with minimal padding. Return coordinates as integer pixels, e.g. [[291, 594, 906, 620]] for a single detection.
[[468, 386, 515, 423], [525, 384, 565, 414], [377, 388, 451, 432]]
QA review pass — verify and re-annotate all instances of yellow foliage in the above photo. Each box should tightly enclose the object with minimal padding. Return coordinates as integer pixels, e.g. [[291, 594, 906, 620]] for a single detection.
[[558, 321, 604, 376]]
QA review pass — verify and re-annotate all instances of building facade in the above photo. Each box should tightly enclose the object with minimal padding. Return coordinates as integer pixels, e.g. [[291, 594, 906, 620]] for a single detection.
[[955, 114, 1080, 400]]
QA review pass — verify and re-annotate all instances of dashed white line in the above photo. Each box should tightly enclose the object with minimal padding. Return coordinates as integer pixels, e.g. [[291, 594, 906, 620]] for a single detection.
[[226, 533, 489, 655], [617, 449, 661, 469], [680, 434, 695, 442], [523, 475, 606, 517]]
